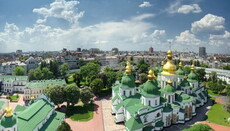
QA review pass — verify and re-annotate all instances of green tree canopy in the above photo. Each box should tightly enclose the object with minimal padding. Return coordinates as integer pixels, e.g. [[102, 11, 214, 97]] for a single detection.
[[195, 68, 206, 82], [90, 78, 103, 95], [80, 87, 94, 105], [80, 62, 101, 84], [13, 66, 25, 76], [64, 85, 80, 107], [105, 71, 116, 88], [41, 67, 53, 79], [61, 63, 70, 77], [49, 60, 59, 78], [57, 121, 72, 131], [209, 71, 218, 82], [40, 61, 47, 70], [73, 71, 82, 87], [116, 71, 124, 83], [45, 85, 65, 107]]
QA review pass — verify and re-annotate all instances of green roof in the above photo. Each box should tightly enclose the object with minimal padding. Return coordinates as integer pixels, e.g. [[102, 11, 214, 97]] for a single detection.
[[176, 68, 185, 76], [112, 95, 119, 103], [112, 84, 120, 91], [26, 79, 66, 89], [176, 93, 193, 103], [180, 79, 190, 87], [0, 75, 28, 82], [126, 103, 152, 116], [163, 105, 173, 112], [143, 126, 155, 131], [162, 84, 176, 93], [40, 112, 65, 131], [125, 117, 144, 130], [155, 121, 164, 127], [14, 105, 27, 115], [17, 99, 54, 131], [188, 71, 198, 81], [0, 100, 5, 109], [116, 94, 141, 111], [198, 93, 205, 99], [171, 102, 180, 108], [141, 80, 160, 97], [121, 74, 135, 88], [0, 116, 17, 128]]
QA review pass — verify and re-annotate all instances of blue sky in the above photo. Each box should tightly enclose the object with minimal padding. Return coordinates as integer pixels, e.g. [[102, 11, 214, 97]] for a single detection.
[[0, 0, 230, 54]]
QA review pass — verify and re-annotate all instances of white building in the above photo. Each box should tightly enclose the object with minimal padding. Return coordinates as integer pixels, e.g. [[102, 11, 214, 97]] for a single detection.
[[205, 68, 230, 84]]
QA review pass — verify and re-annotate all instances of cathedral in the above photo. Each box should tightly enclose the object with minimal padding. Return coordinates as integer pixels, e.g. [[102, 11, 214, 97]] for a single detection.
[[111, 50, 207, 131]]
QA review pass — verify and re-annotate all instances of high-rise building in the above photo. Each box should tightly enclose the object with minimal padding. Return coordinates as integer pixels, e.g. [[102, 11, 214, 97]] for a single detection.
[[111, 48, 119, 55], [149, 47, 153, 55], [199, 47, 206, 57], [16, 50, 22, 55], [77, 48, 81, 52]]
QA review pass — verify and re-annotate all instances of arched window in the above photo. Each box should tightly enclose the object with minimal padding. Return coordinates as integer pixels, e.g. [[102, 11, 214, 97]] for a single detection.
[[157, 112, 161, 117], [130, 91, 132, 96], [123, 90, 125, 96], [149, 100, 151, 106], [143, 115, 148, 123]]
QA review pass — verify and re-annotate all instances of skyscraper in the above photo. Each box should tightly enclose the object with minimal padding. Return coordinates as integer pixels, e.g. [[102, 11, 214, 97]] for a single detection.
[[199, 47, 206, 57], [149, 47, 153, 55]]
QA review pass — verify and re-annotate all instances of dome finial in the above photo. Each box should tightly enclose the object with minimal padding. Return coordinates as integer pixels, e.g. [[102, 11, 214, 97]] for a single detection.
[[161, 50, 176, 76], [5, 101, 12, 117], [179, 62, 183, 68], [190, 60, 195, 71], [125, 61, 131, 75], [148, 70, 155, 81], [31, 96, 35, 101], [161, 61, 165, 66], [167, 79, 172, 85]]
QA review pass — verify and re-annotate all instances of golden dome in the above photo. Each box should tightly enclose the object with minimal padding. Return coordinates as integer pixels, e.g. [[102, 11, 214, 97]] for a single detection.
[[125, 61, 131, 75], [179, 62, 183, 67], [161, 50, 177, 76], [148, 70, 155, 81], [31, 96, 35, 101], [161, 61, 165, 66], [5, 102, 12, 117], [190, 64, 195, 71]]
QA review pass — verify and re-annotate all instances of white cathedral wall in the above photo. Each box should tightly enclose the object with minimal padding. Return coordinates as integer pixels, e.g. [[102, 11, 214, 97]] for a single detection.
[[119, 88, 135, 97], [161, 75, 178, 88], [143, 96, 160, 107], [162, 112, 171, 127]]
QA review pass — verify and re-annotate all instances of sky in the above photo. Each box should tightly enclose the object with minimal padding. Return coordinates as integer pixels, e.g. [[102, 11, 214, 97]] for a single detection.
[[0, 0, 230, 54]]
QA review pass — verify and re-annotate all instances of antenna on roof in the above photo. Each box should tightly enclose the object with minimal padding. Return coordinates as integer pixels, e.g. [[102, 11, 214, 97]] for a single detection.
[[169, 41, 172, 50]]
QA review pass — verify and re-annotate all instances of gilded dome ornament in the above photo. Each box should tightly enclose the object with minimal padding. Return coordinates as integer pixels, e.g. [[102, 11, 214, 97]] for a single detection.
[[148, 70, 155, 81], [5, 102, 12, 117], [161, 50, 177, 76], [125, 61, 131, 75]]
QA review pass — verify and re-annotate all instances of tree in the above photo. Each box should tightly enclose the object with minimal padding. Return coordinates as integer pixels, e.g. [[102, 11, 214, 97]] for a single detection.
[[28, 69, 36, 81], [33, 68, 43, 80], [137, 59, 150, 73], [116, 71, 124, 83], [61, 63, 70, 77], [57, 121, 72, 131], [208, 82, 225, 94], [195, 68, 206, 82], [80, 87, 94, 105], [42, 67, 53, 79], [73, 71, 82, 87], [104, 66, 114, 72], [49, 60, 59, 78], [90, 78, 103, 95], [209, 71, 217, 82], [78, 58, 85, 68], [139, 73, 148, 84], [45, 85, 65, 107], [97, 73, 107, 88], [40, 61, 47, 70], [13, 66, 25, 76], [80, 62, 101, 84], [182, 124, 213, 131], [64, 85, 80, 107], [105, 71, 117, 88], [183, 66, 191, 75]]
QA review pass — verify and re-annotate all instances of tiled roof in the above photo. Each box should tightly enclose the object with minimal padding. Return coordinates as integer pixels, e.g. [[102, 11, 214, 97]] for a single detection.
[[40, 112, 65, 131], [25, 79, 66, 89]]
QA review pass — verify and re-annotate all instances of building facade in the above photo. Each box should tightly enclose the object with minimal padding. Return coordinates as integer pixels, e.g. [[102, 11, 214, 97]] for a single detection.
[[111, 50, 207, 131], [199, 47, 206, 58]]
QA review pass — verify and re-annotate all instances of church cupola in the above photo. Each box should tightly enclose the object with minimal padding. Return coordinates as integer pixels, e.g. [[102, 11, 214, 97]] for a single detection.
[[177, 62, 185, 83], [162, 80, 176, 104], [161, 50, 177, 76], [187, 64, 198, 89], [119, 61, 136, 97], [0, 102, 17, 130], [141, 70, 160, 107]]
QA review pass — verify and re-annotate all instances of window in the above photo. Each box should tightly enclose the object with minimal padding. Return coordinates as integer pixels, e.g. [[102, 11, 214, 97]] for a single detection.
[[123, 90, 125, 96], [130, 91, 132, 96], [155, 99, 158, 105], [149, 100, 151, 106], [143, 115, 148, 123], [157, 113, 161, 117]]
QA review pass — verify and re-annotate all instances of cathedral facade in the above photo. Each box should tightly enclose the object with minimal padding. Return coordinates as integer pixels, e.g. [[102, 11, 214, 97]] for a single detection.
[[111, 50, 207, 131]]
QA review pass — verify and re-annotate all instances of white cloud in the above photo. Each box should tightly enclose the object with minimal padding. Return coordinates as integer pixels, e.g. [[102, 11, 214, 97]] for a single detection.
[[139, 1, 152, 8], [33, 0, 84, 25], [0, 13, 159, 52], [191, 14, 225, 34], [209, 31, 230, 46], [175, 30, 202, 45], [177, 4, 202, 14], [166, 0, 183, 14]]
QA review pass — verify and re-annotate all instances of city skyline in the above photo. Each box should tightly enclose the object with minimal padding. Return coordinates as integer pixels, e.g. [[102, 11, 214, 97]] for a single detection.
[[0, 0, 230, 54]]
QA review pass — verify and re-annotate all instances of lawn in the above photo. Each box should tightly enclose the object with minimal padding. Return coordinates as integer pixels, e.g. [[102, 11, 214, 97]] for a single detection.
[[66, 103, 94, 122], [206, 103, 230, 126], [208, 89, 222, 97], [9, 95, 19, 101]]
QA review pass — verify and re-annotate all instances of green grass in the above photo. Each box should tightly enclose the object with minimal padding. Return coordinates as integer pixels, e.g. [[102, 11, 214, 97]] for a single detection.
[[66, 103, 94, 122], [208, 89, 222, 97], [10, 95, 19, 101], [206, 103, 230, 126]]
